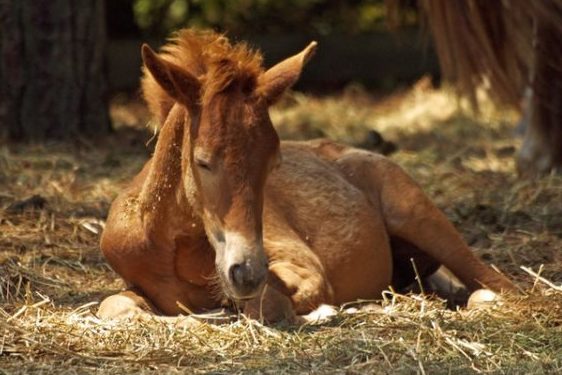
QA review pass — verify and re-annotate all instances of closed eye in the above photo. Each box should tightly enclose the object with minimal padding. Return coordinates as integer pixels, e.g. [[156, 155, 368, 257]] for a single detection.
[[195, 157, 212, 171]]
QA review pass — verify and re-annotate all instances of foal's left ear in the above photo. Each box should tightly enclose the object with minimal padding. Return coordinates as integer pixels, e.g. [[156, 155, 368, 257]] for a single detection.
[[258, 41, 317, 105], [141, 44, 200, 109]]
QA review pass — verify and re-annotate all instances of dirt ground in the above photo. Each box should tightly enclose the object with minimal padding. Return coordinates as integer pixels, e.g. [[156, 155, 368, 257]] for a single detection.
[[1, 82, 561, 374]]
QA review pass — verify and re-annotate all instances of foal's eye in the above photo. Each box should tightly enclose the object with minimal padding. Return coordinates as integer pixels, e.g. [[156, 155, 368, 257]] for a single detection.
[[195, 158, 212, 171]]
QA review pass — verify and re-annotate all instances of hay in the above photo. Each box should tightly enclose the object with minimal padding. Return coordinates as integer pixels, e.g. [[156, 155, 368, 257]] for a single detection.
[[1, 85, 561, 373]]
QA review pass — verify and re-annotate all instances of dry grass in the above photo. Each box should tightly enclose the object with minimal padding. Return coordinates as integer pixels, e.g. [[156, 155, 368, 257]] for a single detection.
[[1, 82, 561, 374]]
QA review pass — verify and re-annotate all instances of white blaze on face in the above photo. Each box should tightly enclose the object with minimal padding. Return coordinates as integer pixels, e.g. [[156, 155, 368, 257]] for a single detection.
[[224, 231, 259, 264], [216, 230, 268, 299]]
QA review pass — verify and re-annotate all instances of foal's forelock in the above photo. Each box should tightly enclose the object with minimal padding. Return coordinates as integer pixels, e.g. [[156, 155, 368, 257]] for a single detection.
[[142, 29, 264, 127]]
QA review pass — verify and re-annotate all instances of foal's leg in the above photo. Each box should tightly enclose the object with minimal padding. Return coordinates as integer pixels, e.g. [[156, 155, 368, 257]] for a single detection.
[[98, 288, 231, 326], [243, 236, 335, 323], [337, 151, 515, 293], [101, 190, 221, 317], [101, 245, 222, 318], [389, 237, 470, 307], [243, 282, 298, 323], [423, 267, 470, 307], [98, 288, 159, 319]]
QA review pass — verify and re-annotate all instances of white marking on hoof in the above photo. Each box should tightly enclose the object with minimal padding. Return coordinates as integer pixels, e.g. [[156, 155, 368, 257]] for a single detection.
[[302, 304, 338, 323], [345, 303, 383, 314], [467, 289, 500, 310]]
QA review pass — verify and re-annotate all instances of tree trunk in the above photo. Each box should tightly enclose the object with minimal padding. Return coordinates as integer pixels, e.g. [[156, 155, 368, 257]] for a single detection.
[[0, 0, 110, 140]]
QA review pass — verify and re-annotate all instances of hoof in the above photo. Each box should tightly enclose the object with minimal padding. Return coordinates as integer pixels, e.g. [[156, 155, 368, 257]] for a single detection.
[[98, 294, 143, 319], [467, 289, 500, 310]]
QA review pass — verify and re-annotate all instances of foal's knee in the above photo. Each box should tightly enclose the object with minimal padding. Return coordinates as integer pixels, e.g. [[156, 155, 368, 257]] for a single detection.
[[269, 262, 334, 314]]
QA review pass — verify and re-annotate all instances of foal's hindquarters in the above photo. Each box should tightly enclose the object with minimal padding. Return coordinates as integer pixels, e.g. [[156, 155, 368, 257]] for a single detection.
[[241, 140, 515, 322]]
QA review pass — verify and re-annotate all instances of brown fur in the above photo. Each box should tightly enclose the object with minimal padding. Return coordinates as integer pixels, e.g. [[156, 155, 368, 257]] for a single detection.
[[99, 30, 515, 324], [141, 29, 263, 125]]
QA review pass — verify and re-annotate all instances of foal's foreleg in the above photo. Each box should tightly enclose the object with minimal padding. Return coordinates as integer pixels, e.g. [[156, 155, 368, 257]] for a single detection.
[[243, 250, 335, 323], [98, 288, 160, 319], [98, 289, 224, 327]]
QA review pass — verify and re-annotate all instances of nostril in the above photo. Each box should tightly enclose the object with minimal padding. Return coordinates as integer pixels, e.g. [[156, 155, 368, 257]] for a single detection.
[[229, 263, 248, 287], [228, 261, 267, 297]]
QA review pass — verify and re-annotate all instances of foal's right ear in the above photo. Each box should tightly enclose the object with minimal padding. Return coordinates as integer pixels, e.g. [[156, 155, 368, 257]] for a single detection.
[[141, 44, 200, 108], [258, 41, 317, 105]]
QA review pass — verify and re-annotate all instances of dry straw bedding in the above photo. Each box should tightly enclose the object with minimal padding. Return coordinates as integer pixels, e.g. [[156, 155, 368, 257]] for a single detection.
[[1, 85, 561, 374]]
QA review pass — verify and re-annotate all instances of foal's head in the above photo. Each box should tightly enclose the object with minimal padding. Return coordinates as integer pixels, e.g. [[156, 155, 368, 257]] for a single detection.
[[141, 31, 316, 300]]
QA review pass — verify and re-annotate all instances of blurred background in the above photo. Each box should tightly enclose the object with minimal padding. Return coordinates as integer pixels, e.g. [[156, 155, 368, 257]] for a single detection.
[[106, 0, 435, 92], [1, 0, 440, 142], [1, 0, 560, 174]]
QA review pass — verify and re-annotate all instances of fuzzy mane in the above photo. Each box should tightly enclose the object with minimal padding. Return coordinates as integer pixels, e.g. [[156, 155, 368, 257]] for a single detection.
[[141, 29, 264, 126]]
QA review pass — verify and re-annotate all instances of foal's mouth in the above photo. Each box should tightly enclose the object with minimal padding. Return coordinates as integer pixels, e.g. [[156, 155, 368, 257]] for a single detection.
[[204, 271, 261, 306], [222, 279, 266, 302]]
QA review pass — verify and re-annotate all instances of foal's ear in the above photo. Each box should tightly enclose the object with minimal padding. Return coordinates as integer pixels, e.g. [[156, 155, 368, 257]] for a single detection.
[[258, 41, 317, 105], [141, 44, 200, 108]]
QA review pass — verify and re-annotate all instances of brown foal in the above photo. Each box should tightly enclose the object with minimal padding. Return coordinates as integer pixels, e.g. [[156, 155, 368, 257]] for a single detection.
[[98, 29, 515, 323]]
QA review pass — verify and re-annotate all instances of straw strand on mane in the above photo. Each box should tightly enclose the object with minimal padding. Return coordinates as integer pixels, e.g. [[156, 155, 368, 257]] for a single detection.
[[141, 29, 264, 127]]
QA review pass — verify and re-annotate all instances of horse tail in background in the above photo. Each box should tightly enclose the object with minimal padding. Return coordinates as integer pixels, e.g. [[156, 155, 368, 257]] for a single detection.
[[385, 0, 562, 176]]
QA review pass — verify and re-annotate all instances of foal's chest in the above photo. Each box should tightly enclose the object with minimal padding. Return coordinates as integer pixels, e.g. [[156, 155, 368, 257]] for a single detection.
[[174, 236, 216, 286]]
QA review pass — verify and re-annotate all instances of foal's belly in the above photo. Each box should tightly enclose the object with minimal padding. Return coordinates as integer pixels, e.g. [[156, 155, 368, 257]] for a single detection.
[[265, 145, 393, 303]]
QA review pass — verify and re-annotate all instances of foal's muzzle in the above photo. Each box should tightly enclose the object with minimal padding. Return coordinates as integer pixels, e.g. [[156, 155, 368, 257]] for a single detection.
[[227, 259, 268, 299], [215, 231, 269, 300]]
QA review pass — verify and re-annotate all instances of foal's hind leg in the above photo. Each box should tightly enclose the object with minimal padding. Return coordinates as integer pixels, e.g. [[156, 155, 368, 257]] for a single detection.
[[424, 267, 470, 308], [337, 151, 515, 293], [390, 236, 440, 290], [391, 238, 470, 307]]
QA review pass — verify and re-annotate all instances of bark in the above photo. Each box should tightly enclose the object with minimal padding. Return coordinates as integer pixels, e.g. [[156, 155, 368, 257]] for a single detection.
[[0, 0, 110, 140], [106, 0, 140, 38]]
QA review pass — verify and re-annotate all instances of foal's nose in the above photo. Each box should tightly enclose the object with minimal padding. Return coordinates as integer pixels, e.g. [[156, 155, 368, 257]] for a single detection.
[[228, 260, 267, 298]]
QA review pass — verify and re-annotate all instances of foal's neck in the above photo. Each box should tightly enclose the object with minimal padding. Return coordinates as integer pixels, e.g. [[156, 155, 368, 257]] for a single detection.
[[139, 104, 204, 242]]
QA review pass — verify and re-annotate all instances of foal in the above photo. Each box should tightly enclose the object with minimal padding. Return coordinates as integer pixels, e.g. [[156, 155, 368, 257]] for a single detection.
[[99, 29, 514, 323]]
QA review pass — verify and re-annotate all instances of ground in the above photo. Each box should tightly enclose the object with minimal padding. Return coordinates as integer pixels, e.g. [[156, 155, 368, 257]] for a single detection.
[[1, 81, 561, 374]]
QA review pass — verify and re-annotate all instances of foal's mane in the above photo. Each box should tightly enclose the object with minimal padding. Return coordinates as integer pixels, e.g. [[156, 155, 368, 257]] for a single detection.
[[142, 29, 264, 126]]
